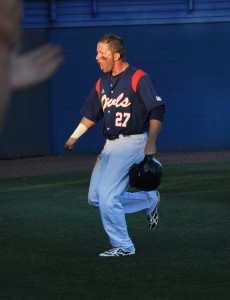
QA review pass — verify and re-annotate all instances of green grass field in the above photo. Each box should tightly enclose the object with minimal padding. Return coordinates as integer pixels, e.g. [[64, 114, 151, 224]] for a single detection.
[[0, 162, 229, 300]]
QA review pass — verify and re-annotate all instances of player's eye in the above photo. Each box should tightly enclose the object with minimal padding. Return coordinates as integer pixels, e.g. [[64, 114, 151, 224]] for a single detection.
[[101, 56, 108, 60]]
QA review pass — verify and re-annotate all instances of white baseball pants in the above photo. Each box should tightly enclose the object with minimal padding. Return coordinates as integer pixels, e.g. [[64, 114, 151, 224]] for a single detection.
[[88, 133, 159, 252]]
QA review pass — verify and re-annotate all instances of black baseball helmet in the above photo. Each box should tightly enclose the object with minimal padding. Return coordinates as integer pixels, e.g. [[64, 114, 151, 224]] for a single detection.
[[129, 156, 163, 191]]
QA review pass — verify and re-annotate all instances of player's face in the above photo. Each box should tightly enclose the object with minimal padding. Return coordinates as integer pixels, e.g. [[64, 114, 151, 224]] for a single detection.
[[96, 42, 115, 73]]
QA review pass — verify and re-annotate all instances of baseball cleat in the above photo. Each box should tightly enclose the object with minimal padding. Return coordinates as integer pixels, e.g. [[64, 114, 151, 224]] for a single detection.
[[99, 247, 135, 257], [147, 205, 159, 230]]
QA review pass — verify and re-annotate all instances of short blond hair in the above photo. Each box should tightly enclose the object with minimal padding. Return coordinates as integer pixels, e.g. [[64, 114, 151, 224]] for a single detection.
[[98, 33, 126, 61]]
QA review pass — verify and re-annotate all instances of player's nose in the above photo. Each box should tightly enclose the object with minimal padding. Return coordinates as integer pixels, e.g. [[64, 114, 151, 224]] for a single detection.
[[96, 53, 102, 62]]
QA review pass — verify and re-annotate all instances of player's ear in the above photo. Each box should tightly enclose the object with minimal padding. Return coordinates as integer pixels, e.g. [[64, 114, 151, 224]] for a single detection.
[[114, 53, 120, 61]]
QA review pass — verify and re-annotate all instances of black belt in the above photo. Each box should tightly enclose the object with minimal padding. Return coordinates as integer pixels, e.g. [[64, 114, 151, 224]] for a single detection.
[[105, 134, 131, 140]]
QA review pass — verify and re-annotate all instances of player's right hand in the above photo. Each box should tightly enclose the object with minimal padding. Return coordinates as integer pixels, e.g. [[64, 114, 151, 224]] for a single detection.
[[64, 138, 76, 151]]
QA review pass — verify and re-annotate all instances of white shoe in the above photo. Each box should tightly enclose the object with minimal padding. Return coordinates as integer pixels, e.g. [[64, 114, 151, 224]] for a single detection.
[[147, 204, 159, 230], [99, 247, 135, 257]]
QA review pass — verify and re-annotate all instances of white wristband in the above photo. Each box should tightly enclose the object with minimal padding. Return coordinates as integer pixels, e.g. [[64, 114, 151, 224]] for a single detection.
[[70, 123, 88, 140]]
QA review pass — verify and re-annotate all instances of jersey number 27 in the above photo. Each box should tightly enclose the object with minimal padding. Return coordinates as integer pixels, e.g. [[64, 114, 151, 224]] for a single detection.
[[115, 112, 130, 127]]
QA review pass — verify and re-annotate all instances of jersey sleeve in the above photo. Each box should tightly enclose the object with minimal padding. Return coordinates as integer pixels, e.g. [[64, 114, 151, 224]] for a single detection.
[[80, 85, 104, 123], [136, 75, 165, 113], [149, 105, 165, 122]]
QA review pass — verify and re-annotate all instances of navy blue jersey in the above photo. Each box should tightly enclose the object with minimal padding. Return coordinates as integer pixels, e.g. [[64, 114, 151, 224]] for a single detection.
[[80, 66, 164, 136]]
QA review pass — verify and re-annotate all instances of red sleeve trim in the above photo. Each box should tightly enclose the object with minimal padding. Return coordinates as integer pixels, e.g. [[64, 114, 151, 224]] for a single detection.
[[132, 69, 148, 93], [96, 78, 101, 98]]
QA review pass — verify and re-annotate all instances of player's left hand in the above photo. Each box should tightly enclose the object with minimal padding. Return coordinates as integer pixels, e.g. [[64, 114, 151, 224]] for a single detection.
[[144, 141, 156, 157]]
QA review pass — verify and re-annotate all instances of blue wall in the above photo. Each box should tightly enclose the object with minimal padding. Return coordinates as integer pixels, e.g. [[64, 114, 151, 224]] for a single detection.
[[48, 22, 230, 154], [1, 2, 229, 159], [23, 0, 230, 28]]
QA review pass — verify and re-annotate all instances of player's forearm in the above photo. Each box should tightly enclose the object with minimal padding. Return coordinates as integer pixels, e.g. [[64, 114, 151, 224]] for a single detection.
[[70, 117, 95, 140], [65, 117, 95, 151], [80, 117, 96, 130], [147, 119, 162, 144], [145, 119, 162, 155], [0, 0, 22, 52]]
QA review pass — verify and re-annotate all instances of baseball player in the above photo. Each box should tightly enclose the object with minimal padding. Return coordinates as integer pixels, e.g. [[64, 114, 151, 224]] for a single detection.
[[65, 33, 165, 257]]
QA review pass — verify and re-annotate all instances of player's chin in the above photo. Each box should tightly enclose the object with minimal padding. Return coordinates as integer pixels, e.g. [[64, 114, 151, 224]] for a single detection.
[[102, 68, 110, 73]]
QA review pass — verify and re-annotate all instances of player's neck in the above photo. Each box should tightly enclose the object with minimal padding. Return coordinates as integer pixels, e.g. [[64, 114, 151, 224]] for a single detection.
[[111, 61, 129, 76]]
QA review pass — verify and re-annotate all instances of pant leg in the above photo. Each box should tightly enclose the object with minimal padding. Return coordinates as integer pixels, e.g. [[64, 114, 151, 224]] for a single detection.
[[88, 152, 108, 208], [88, 133, 155, 252], [118, 190, 159, 215]]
